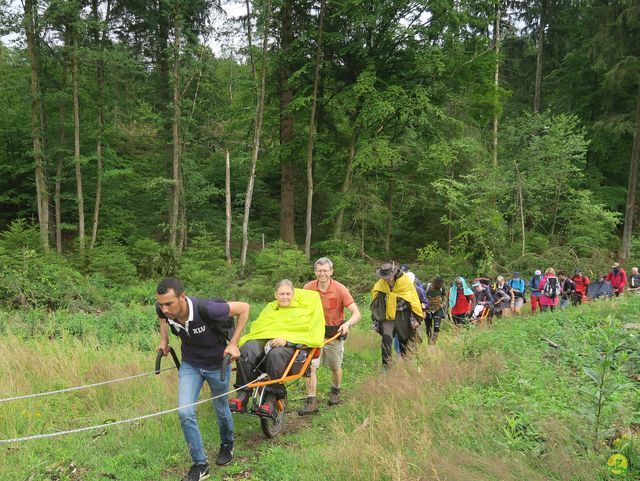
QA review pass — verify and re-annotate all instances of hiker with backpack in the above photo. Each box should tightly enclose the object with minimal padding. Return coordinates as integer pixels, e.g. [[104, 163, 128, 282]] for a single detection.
[[570, 269, 590, 305], [605, 263, 627, 296], [371, 262, 424, 367], [492, 275, 514, 318], [557, 271, 575, 309], [529, 269, 543, 313], [507, 272, 526, 315], [155, 277, 251, 479], [299, 257, 361, 415], [538, 268, 561, 312]]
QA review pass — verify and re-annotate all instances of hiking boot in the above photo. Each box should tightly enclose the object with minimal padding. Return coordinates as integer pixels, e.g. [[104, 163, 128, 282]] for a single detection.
[[328, 387, 342, 406], [298, 396, 319, 416], [215, 442, 234, 466], [182, 463, 209, 481], [228, 390, 249, 413]]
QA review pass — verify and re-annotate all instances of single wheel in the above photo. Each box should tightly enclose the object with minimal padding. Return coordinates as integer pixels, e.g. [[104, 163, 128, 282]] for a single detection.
[[260, 392, 287, 438]]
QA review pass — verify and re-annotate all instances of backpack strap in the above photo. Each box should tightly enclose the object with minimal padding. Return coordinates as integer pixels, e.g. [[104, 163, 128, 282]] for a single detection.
[[197, 299, 233, 345]]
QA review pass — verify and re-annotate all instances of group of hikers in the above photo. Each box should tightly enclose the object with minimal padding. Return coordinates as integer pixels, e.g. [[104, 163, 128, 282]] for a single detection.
[[155, 257, 360, 481], [154, 258, 640, 481]]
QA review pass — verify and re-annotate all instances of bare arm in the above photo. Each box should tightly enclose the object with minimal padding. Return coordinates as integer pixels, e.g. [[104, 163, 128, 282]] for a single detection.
[[339, 302, 361, 334], [223, 301, 250, 359], [157, 318, 170, 354]]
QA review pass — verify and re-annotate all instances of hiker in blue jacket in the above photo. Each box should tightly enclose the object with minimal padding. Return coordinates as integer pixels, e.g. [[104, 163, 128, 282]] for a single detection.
[[507, 272, 526, 315]]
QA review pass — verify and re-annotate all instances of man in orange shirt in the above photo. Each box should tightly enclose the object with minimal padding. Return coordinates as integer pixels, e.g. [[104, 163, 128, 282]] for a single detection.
[[299, 257, 361, 415]]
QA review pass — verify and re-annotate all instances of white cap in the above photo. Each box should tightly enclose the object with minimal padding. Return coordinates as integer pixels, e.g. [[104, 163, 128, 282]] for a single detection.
[[535, 270, 542, 276]]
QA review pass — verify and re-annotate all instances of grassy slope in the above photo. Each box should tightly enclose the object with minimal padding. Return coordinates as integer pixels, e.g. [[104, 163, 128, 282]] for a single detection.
[[0, 298, 639, 480]]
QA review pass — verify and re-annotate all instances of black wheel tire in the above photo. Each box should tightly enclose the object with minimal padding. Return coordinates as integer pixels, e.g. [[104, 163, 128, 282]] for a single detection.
[[260, 392, 287, 438]]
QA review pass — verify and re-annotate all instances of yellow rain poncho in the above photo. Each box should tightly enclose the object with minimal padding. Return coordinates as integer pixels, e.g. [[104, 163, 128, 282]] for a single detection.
[[371, 273, 424, 321], [239, 288, 326, 348]]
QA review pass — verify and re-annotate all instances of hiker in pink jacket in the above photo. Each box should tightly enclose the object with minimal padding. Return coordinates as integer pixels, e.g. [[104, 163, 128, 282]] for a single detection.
[[538, 267, 561, 312]]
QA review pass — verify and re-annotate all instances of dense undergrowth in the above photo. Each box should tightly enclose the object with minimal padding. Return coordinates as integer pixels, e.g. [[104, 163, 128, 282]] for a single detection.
[[1, 295, 639, 480]]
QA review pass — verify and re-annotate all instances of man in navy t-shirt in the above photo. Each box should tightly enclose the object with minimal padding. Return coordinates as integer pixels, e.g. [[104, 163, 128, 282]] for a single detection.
[[156, 277, 249, 481]]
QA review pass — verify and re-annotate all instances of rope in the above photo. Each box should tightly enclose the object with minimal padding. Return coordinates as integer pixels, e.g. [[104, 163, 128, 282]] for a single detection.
[[0, 366, 178, 404], [0, 376, 265, 444]]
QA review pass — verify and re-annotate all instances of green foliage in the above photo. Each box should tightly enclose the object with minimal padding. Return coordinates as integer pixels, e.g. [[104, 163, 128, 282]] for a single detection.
[[88, 244, 137, 286], [253, 240, 311, 286], [0, 249, 106, 310], [562, 190, 621, 255], [128, 238, 179, 279]]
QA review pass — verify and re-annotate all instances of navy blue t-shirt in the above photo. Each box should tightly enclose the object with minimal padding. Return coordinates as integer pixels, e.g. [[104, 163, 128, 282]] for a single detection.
[[156, 297, 230, 370]]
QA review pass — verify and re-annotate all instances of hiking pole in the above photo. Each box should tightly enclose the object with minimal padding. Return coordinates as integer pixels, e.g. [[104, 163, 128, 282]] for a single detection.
[[155, 346, 180, 375], [220, 354, 232, 382]]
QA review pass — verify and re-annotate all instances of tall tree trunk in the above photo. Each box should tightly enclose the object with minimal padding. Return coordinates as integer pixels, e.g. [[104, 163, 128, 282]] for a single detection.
[[622, 86, 640, 259], [550, 185, 561, 236], [334, 126, 357, 237], [225, 149, 232, 264], [72, 36, 85, 257], [23, 0, 49, 252], [279, 0, 296, 244], [178, 169, 187, 256], [385, 184, 392, 255], [492, 4, 501, 167], [55, 53, 67, 255], [447, 161, 454, 255], [513, 159, 526, 255], [303, 0, 325, 261], [90, 0, 111, 249], [169, 12, 182, 251], [241, 1, 271, 271], [533, 0, 546, 114]]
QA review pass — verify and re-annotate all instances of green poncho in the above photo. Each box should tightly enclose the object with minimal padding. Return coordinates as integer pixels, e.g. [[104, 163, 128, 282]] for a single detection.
[[239, 288, 326, 348]]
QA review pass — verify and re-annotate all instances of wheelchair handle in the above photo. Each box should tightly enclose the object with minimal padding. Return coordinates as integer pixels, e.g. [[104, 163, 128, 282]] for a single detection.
[[155, 346, 180, 374], [220, 354, 232, 382]]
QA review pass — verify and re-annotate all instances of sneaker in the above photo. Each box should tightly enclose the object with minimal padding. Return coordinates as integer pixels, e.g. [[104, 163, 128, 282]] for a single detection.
[[215, 442, 234, 466], [228, 390, 249, 413], [255, 399, 275, 418], [297, 396, 319, 416], [328, 387, 342, 406], [182, 463, 209, 481]]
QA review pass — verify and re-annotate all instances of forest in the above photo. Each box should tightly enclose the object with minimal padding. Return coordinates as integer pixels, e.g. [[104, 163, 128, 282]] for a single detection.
[[0, 0, 639, 298]]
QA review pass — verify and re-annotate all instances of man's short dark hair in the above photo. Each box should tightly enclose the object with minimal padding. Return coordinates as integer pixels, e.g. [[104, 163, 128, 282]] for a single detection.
[[157, 277, 185, 296]]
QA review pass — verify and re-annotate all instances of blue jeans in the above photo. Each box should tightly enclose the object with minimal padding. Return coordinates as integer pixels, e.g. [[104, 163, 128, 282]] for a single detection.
[[178, 361, 233, 465]]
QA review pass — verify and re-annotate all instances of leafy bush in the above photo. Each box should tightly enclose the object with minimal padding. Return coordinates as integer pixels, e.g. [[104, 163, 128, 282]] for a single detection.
[[254, 240, 311, 285], [0, 249, 106, 310], [178, 232, 239, 298], [128, 238, 179, 278], [88, 243, 138, 286], [0, 219, 41, 251]]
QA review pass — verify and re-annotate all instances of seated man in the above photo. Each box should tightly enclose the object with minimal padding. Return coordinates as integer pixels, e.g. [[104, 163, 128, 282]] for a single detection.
[[229, 279, 325, 415]]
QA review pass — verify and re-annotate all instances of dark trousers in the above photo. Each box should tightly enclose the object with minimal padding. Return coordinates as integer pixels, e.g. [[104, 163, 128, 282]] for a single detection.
[[235, 340, 297, 397], [381, 321, 415, 366], [425, 310, 443, 338], [540, 305, 555, 312]]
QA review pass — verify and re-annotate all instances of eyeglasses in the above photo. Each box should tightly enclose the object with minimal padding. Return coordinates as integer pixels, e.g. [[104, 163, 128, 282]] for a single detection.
[[316, 269, 331, 274]]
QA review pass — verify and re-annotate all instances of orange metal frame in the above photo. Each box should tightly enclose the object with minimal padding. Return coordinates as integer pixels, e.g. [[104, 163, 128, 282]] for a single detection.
[[246, 332, 342, 389]]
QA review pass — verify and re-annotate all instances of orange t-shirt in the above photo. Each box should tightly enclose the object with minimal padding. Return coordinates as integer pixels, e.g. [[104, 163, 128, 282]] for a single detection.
[[303, 279, 355, 327]]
